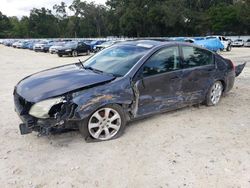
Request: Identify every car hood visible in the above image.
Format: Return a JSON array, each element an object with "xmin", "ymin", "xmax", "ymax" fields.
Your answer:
[{"xmin": 16, "ymin": 63, "xmax": 115, "ymax": 102}]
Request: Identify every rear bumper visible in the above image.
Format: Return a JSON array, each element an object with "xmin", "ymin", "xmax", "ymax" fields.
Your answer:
[{"xmin": 232, "ymin": 44, "xmax": 244, "ymax": 47}]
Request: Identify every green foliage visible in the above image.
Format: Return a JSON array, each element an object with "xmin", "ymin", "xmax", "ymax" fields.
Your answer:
[
  {"xmin": 0, "ymin": 0, "xmax": 249, "ymax": 38},
  {"xmin": 0, "ymin": 12, "xmax": 12, "ymax": 38}
]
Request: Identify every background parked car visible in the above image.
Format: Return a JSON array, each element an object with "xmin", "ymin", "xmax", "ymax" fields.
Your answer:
[
  {"xmin": 49, "ymin": 42, "xmax": 65, "ymax": 54},
  {"xmin": 16, "ymin": 41, "xmax": 24, "ymax": 48},
  {"xmin": 12, "ymin": 41, "xmax": 21, "ymax": 48},
  {"xmin": 33, "ymin": 41, "xmax": 48, "ymax": 52},
  {"xmin": 94, "ymin": 40, "xmax": 118, "ymax": 52},
  {"xmin": 57, "ymin": 41, "xmax": 91, "ymax": 57},
  {"xmin": 41, "ymin": 41, "xmax": 55, "ymax": 52},
  {"xmin": 88, "ymin": 40, "xmax": 106, "ymax": 51},
  {"xmin": 206, "ymin": 36, "xmax": 231, "ymax": 51},
  {"xmin": 244, "ymin": 39, "xmax": 250, "ymax": 47},
  {"xmin": 232, "ymin": 39, "xmax": 244, "ymax": 47},
  {"xmin": 194, "ymin": 38, "xmax": 224, "ymax": 52}
]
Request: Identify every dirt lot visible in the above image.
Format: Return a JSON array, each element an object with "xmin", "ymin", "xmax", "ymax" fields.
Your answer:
[{"xmin": 0, "ymin": 46, "xmax": 249, "ymax": 188}]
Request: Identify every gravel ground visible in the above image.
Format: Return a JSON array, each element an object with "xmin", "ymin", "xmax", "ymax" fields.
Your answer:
[{"xmin": 0, "ymin": 46, "xmax": 249, "ymax": 188}]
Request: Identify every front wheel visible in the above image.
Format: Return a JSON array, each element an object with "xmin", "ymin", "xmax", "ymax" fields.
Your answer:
[
  {"xmin": 226, "ymin": 45, "xmax": 232, "ymax": 51},
  {"xmin": 72, "ymin": 50, "xmax": 78, "ymax": 57},
  {"xmin": 205, "ymin": 81, "xmax": 223, "ymax": 106},
  {"xmin": 79, "ymin": 104, "xmax": 127, "ymax": 142}
]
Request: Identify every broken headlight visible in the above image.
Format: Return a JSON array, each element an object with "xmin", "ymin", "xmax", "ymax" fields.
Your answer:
[{"xmin": 29, "ymin": 97, "xmax": 65, "ymax": 119}]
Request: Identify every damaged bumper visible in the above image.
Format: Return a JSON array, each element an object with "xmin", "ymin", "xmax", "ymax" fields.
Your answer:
[
  {"xmin": 14, "ymin": 91, "xmax": 79, "ymax": 136},
  {"xmin": 17, "ymin": 112, "xmax": 65, "ymax": 135}
]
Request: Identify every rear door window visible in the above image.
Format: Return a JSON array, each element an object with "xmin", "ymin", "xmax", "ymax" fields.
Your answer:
[{"xmin": 181, "ymin": 46, "xmax": 213, "ymax": 68}]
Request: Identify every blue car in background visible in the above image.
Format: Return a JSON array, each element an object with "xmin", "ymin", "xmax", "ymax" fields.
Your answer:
[
  {"xmin": 171, "ymin": 37, "xmax": 225, "ymax": 52},
  {"xmin": 88, "ymin": 40, "xmax": 106, "ymax": 51},
  {"xmin": 194, "ymin": 38, "xmax": 224, "ymax": 52},
  {"xmin": 27, "ymin": 41, "xmax": 36, "ymax": 50},
  {"xmin": 20, "ymin": 41, "xmax": 33, "ymax": 49}
]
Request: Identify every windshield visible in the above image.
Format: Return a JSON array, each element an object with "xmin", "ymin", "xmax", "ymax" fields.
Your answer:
[
  {"xmin": 64, "ymin": 41, "xmax": 77, "ymax": 48},
  {"xmin": 83, "ymin": 45, "xmax": 149, "ymax": 76}
]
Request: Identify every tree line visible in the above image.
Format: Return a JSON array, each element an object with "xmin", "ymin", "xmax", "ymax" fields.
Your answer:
[{"xmin": 0, "ymin": 0, "xmax": 249, "ymax": 38}]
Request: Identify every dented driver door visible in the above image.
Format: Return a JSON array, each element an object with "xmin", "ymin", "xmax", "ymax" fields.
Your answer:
[{"xmin": 134, "ymin": 46, "xmax": 184, "ymax": 117}]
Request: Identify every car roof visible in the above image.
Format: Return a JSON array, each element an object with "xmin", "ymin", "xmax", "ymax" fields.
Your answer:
[
  {"xmin": 115, "ymin": 39, "xmax": 205, "ymax": 50},
  {"xmin": 115, "ymin": 40, "xmax": 173, "ymax": 49}
]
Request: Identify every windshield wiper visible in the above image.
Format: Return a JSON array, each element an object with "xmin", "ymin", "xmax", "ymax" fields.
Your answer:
[
  {"xmin": 83, "ymin": 66, "xmax": 120, "ymax": 77},
  {"xmin": 84, "ymin": 66, "xmax": 104, "ymax": 74}
]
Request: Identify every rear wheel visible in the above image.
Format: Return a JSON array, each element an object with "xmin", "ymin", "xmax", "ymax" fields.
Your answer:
[
  {"xmin": 79, "ymin": 104, "xmax": 127, "ymax": 141},
  {"xmin": 58, "ymin": 54, "xmax": 62, "ymax": 57},
  {"xmin": 205, "ymin": 81, "xmax": 223, "ymax": 106}
]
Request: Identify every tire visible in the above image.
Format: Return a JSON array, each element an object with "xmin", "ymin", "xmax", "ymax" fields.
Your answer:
[
  {"xmin": 226, "ymin": 45, "xmax": 231, "ymax": 51},
  {"xmin": 72, "ymin": 50, "xmax": 78, "ymax": 57},
  {"xmin": 205, "ymin": 81, "xmax": 223, "ymax": 106},
  {"xmin": 58, "ymin": 54, "xmax": 62, "ymax": 57},
  {"xmin": 79, "ymin": 104, "xmax": 127, "ymax": 142}
]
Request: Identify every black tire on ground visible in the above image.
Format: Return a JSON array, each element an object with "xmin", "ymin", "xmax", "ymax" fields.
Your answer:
[
  {"xmin": 72, "ymin": 50, "xmax": 78, "ymax": 57},
  {"xmin": 205, "ymin": 81, "xmax": 223, "ymax": 106},
  {"xmin": 226, "ymin": 45, "xmax": 232, "ymax": 51},
  {"xmin": 79, "ymin": 104, "xmax": 127, "ymax": 142},
  {"xmin": 58, "ymin": 54, "xmax": 62, "ymax": 57}
]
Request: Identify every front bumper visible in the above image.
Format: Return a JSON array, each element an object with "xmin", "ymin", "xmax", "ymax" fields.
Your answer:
[
  {"xmin": 14, "ymin": 91, "xmax": 79, "ymax": 135},
  {"xmin": 34, "ymin": 48, "xmax": 44, "ymax": 52},
  {"xmin": 57, "ymin": 50, "xmax": 72, "ymax": 56},
  {"xmin": 17, "ymin": 113, "xmax": 60, "ymax": 135}
]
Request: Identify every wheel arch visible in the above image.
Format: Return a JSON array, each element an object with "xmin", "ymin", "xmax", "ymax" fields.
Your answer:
[
  {"xmin": 216, "ymin": 79, "xmax": 226, "ymax": 92},
  {"xmin": 75, "ymin": 97, "xmax": 132, "ymax": 121}
]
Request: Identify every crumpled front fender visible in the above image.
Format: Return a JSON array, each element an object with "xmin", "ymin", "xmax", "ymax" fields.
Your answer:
[{"xmin": 71, "ymin": 78, "xmax": 134, "ymax": 120}]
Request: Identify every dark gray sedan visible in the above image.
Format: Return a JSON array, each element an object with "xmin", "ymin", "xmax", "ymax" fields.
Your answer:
[{"xmin": 14, "ymin": 40, "xmax": 245, "ymax": 142}]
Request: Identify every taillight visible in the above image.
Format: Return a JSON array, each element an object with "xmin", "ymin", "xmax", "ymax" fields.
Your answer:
[
  {"xmin": 230, "ymin": 60, "xmax": 235, "ymax": 71},
  {"xmin": 226, "ymin": 59, "xmax": 235, "ymax": 71}
]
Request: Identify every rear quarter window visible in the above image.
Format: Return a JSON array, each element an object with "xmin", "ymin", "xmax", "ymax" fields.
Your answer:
[{"xmin": 182, "ymin": 46, "xmax": 214, "ymax": 68}]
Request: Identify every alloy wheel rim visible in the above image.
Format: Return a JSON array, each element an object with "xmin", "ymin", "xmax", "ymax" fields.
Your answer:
[
  {"xmin": 88, "ymin": 108, "xmax": 121, "ymax": 140},
  {"xmin": 210, "ymin": 82, "xmax": 223, "ymax": 105}
]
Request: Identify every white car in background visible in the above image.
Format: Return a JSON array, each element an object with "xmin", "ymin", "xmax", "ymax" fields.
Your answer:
[
  {"xmin": 244, "ymin": 39, "xmax": 250, "ymax": 47},
  {"xmin": 12, "ymin": 41, "xmax": 21, "ymax": 48},
  {"xmin": 232, "ymin": 39, "xmax": 244, "ymax": 47},
  {"xmin": 206, "ymin": 35, "xmax": 231, "ymax": 51},
  {"xmin": 49, "ymin": 42, "xmax": 65, "ymax": 54}
]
